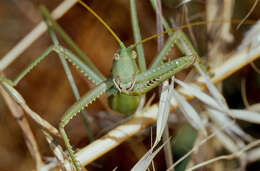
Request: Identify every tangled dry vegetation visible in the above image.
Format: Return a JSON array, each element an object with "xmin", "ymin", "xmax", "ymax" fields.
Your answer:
[{"xmin": 0, "ymin": 0, "xmax": 260, "ymax": 171}]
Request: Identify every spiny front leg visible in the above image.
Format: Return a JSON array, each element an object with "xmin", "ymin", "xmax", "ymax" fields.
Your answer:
[
  {"xmin": 125, "ymin": 55, "xmax": 197, "ymax": 95},
  {"xmin": 59, "ymin": 80, "xmax": 113, "ymax": 171}
]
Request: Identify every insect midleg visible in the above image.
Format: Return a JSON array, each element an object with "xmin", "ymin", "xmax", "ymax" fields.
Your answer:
[
  {"xmin": 0, "ymin": 7, "xmax": 107, "ymax": 91},
  {"xmin": 0, "ymin": 40, "xmax": 110, "ymax": 148},
  {"xmin": 41, "ymin": 2, "xmax": 124, "ymax": 170},
  {"xmin": 0, "ymin": 12, "xmax": 113, "ymax": 165},
  {"xmin": 150, "ymin": 0, "xmax": 210, "ymax": 75},
  {"xmin": 59, "ymin": 79, "xmax": 113, "ymax": 171},
  {"xmin": 40, "ymin": 6, "xmax": 106, "ymax": 82},
  {"xmin": 41, "ymin": 5, "xmax": 120, "ymax": 126},
  {"xmin": 0, "ymin": 45, "xmax": 102, "ymax": 89},
  {"xmin": 42, "ymin": 11, "xmax": 97, "ymax": 142},
  {"xmin": 0, "ymin": 45, "xmax": 54, "ymax": 86}
]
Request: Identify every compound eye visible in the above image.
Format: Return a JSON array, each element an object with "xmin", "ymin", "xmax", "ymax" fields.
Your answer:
[
  {"xmin": 132, "ymin": 50, "xmax": 137, "ymax": 59},
  {"xmin": 114, "ymin": 53, "xmax": 120, "ymax": 61}
]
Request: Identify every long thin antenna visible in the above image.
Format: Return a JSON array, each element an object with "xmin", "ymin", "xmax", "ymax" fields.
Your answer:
[
  {"xmin": 129, "ymin": 19, "xmax": 256, "ymax": 49},
  {"xmin": 77, "ymin": 0, "xmax": 125, "ymax": 48}
]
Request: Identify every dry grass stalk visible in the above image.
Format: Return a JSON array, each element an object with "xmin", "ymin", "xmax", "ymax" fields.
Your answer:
[
  {"xmin": 154, "ymin": 0, "xmax": 174, "ymax": 169},
  {"xmin": 187, "ymin": 139, "xmax": 260, "ymax": 171},
  {"xmin": 0, "ymin": 74, "xmax": 44, "ymax": 170},
  {"xmin": 0, "ymin": 0, "xmax": 77, "ymax": 71}
]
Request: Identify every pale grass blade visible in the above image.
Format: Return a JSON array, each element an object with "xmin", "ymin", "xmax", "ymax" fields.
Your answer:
[
  {"xmin": 230, "ymin": 109, "xmax": 260, "ymax": 124},
  {"xmin": 210, "ymin": 125, "xmax": 239, "ymax": 153},
  {"xmin": 247, "ymin": 147, "xmax": 260, "ymax": 163},
  {"xmin": 207, "ymin": 108, "xmax": 252, "ymax": 142},
  {"xmin": 195, "ymin": 63, "xmax": 230, "ymax": 113},
  {"xmin": 0, "ymin": 82, "xmax": 60, "ymax": 137},
  {"xmin": 238, "ymin": 20, "xmax": 260, "ymax": 52},
  {"xmin": 131, "ymin": 139, "xmax": 170, "ymax": 171},
  {"xmin": 155, "ymin": 77, "xmax": 174, "ymax": 145},
  {"xmin": 248, "ymin": 103, "xmax": 260, "ymax": 112},
  {"xmin": 172, "ymin": 89, "xmax": 207, "ymax": 135},
  {"xmin": 175, "ymin": 79, "xmax": 221, "ymax": 110}
]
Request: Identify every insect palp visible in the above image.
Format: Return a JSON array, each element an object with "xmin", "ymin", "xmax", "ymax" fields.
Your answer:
[
  {"xmin": 114, "ymin": 53, "xmax": 120, "ymax": 61},
  {"xmin": 132, "ymin": 50, "xmax": 137, "ymax": 59},
  {"xmin": 113, "ymin": 78, "xmax": 121, "ymax": 92},
  {"xmin": 129, "ymin": 79, "xmax": 136, "ymax": 90},
  {"xmin": 126, "ymin": 78, "xmax": 136, "ymax": 91}
]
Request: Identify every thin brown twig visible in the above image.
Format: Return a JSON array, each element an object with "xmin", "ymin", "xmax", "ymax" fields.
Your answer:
[
  {"xmin": 0, "ymin": 79, "xmax": 72, "ymax": 170},
  {"xmin": 154, "ymin": 0, "xmax": 174, "ymax": 169},
  {"xmin": 206, "ymin": 0, "xmax": 234, "ymax": 72},
  {"xmin": 167, "ymin": 133, "xmax": 216, "ymax": 171},
  {"xmin": 182, "ymin": 4, "xmax": 198, "ymax": 50},
  {"xmin": 250, "ymin": 62, "xmax": 260, "ymax": 74},
  {"xmin": 12, "ymin": 0, "xmax": 41, "ymax": 24},
  {"xmin": 0, "ymin": 76, "xmax": 44, "ymax": 170},
  {"xmin": 0, "ymin": 81, "xmax": 60, "ymax": 137},
  {"xmin": 187, "ymin": 139, "xmax": 260, "ymax": 171},
  {"xmin": 42, "ymin": 130, "xmax": 72, "ymax": 171},
  {"xmin": 241, "ymin": 78, "xmax": 250, "ymax": 108},
  {"xmin": 0, "ymin": 0, "xmax": 77, "ymax": 71},
  {"xmin": 236, "ymin": 0, "xmax": 259, "ymax": 30}
]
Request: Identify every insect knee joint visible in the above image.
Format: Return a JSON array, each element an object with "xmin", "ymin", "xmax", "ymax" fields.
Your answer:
[
  {"xmin": 59, "ymin": 121, "xmax": 66, "ymax": 129},
  {"xmin": 53, "ymin": 45, "xmax": 66, "ymax": 54}
]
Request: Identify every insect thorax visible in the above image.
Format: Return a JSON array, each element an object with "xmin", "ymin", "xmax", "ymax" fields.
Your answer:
[{"xmin": 111, "ymin": 48, "xmax": 138, "ymax": 93}]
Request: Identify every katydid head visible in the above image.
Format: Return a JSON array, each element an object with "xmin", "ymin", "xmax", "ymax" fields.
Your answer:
[{"xmin": 111, "ymin": 48, "xmax": 138, "ymax": 93}]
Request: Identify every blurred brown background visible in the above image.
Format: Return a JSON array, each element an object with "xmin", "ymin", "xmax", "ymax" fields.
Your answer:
[{"xmin": 0, "ymin": 0, "xmax": 259, "ymax": 171}]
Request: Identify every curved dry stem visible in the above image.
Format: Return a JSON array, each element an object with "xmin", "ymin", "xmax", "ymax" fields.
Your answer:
[
  {"xmin": 236, "ymin": 0, "xmax": 259, "ymax": 29},
  {"xmin": 187, "ymin": 139, "xmax": 260, "ymax": 171},
  {"xmin": 250, "ymin": 61, "xmax": 260, "ymax": 74},
  {"xmin": 0, "ymin": 79, "xmax": 44, "ymax": 170},
  {"xmin": 0, "ymin": 0, "xmax": 77, "ymax": 71},
  {"xmin": 241, "ymin": 78, "xmax": 250, "ymax": 108}
]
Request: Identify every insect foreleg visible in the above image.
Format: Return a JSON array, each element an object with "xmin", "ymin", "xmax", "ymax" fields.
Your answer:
[
  {"xmin": 58, "ymin": 79, "xmax": 113, "ymax": 171},
  {"xmin": 128, "ymin": 55, "xmax": 196, "ymax": 95},
  {"xmin": 44, "ymin": 17, "xmax": 95, "ymax": 141},
  {"xmin": 136, "ymin": 56, "xmax": 195, "ymax": 83}
]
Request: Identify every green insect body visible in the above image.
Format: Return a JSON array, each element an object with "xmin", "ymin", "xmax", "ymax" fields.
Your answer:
[
  {"xmin": 108, "ymin": 46, "xmax": 195, "ymax": 114},
  {"xmin": 57, "ymin": 31, "xmax": 195, "ymax": 170},
  {"xmin": 109, "ymin": 47, "xmax": 141, "ymax": 115}
]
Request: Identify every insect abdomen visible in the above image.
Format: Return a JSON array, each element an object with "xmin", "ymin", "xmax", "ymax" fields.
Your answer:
[{"xmin": 108, "ymin": 94, "xmax": 140, "ymax": 115}]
